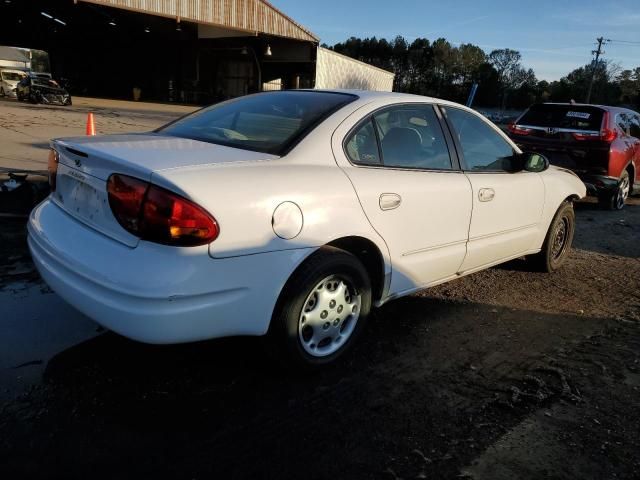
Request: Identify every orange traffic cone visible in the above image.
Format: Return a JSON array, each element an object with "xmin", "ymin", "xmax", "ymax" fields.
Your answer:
[{"xmin": 86, "ymin": 112, "xmax": 96, "ymax": 136}]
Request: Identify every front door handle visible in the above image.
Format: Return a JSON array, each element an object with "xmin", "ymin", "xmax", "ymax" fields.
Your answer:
[
  {"xmin": 478, "ymin": 188, "xmax": 495, "ymax": 202},
  {"xmin": 379, "ymin": 193, "xmax": 402, "ymax": 211}
]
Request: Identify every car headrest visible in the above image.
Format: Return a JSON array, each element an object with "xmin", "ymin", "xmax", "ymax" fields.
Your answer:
[{"xmin": 381, "ymin": 127, "xmax": 423, "ymax": 164}]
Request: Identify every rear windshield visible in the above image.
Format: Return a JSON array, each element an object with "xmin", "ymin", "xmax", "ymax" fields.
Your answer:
[
  {"xmin": 158, "ymin": 91, "xmax": 357, "ymax": 155},
  {"xmin": 518, "ymin": 104, "xmax": 604, "ymax": 131}
]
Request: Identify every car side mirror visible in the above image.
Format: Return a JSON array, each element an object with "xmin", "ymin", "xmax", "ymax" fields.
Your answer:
[{"xmin": 522, "ymin": 152, "xmax": 549, "ymax": 172}]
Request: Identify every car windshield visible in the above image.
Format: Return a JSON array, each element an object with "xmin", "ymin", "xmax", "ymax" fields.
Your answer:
[
  {"xmin": 2, "ymin": 72, "xmax": 24, "ymax": 81},
  {"xmin": 31, "ymin": 77, "xmax": 55, "ymax": 87},
  {"xmin": 158, "ymin": 91, "xmax": 357, "ymax": 155},
  {"xmin": 518, "ymin": 104, "xmax": 605, "ymax": 131}
]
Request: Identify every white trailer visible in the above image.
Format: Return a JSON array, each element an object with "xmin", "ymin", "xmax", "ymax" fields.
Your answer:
[
  {"xmin": 0, "ymin": 46, "xmax": 51, "ymax": 77},
  {"xmin": 315, "ymin": 47, "xmax": 394, "ymax": 92}
]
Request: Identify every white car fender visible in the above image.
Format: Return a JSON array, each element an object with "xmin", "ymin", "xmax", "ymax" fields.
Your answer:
[{"xmin": 536, "ymin": 166, "xmax": 586, "ymax": 247}]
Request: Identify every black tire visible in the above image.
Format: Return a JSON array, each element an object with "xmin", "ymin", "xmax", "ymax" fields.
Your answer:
[
  {"xmin": 0, "ymin": 87, "xmax": 4, "ymax": 97},
  {"xmin": 268, "ymin": 246, "xmax": 372, "ymax": 370},
  {"xmin": 598, "ymin": 170, "xmax": 630, "ymax": 210},
  {"xmin": 29, "ymin": 93, "xmax": 38, "ymax": 104},
  {"xmin": 528, "ymin": 201, "xmax": 575, "ymax": 273}
]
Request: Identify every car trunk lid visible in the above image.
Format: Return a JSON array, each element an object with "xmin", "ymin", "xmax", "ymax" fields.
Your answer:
[{"xmin": 51, "ymin": 134, "xmax": 277, "ymax": 247}]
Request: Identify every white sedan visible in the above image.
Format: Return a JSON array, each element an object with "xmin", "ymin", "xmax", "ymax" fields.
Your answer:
[{"xmin": 28, "ymin": 90, "xmax": 585, "ymax": 368}]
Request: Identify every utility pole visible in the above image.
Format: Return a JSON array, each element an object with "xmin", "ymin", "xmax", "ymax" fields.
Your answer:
[{"xmin": 585, "ymin": 37, "xmax": 607, "ymax": 104}]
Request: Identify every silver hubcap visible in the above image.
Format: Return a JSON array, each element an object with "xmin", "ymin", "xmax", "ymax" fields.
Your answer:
[
  {"xmin": 616, "ymin": 175, "xmax": 630, "ymax": 209},
  {"xmin": 298, "ymin": 275, "xmax": 361, "ymax": 357}
]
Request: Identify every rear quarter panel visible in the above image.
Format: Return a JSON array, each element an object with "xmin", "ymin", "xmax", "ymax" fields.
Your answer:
[
  {"xmin": 150, "ymin": 159, "xmax": 391, "ymax": 268},
  {"xmin": 608, "ymin": 137, "xmax": 636, "ymax": 179}
]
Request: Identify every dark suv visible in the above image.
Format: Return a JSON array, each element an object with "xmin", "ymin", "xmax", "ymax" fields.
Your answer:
[{"xmin": 508, "ymin": 103, "xmax": 639, "ymax": 209}]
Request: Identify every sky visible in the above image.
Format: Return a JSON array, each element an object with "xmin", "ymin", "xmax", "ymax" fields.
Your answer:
[{"xmin": 271, "ymin": 0, "xmax": 640, "ymax": 81}]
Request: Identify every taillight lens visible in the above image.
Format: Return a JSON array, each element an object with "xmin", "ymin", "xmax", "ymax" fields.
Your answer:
[
  {"xmin": 47, "ymin": 149, "xmax": 59, "ymax": 191},
  {"xmin": 508, "ymin": 123, "xmax": 532, "ymax": 136},
  {"xmin": 107, "ymin": 174, "xmax": 148, "ymax": 232},
  {"xmin": 107, "ymin": 174, "xmax": 219, "ymax": 247},
  {"xmin": 572, "ymin": 111, "xmax": 617, "ymax": 142}
]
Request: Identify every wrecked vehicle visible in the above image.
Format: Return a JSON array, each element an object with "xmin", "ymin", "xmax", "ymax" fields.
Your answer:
[{"xmin": 16, "ymin": 74, "xmax": 71, "ymax": 106}]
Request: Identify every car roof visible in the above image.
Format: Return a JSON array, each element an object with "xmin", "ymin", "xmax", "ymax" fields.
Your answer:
[
  {"xmin": 304, "ymin": 89, "xmax": 474, "ymax": 111},
  {"xmin": 541, "ymin": 102, "xmax": 638, "ymax": 115}
]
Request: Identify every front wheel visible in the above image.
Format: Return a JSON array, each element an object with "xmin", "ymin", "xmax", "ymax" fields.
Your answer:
[
  {"xmin": 268, "ymin": 246, "xmax": 372, "ymax": 370},
  {"xmin": 528, "ymin": 201, "xmax": 575, "ymax": 273}
]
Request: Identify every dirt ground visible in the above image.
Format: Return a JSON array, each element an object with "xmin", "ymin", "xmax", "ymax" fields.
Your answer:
[
  {"xmin": 0, "ymin": 96, "xmax": 194, "ymax": 173},
  {"xmin": 0, "ymin": 195, "xmax": 639, "ymax": 479}
]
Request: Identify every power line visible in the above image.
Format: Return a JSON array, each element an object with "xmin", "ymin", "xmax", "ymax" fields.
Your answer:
[{"xmin": 608, "ymin": 39, "xmax": 640, "ymax": 46}]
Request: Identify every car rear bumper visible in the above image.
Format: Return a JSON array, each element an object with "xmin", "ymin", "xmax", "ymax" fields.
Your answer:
[
  {"xmin": 28, "ymin": 198, "xmax": 312, "ymax": 344},
  {"xmin": 578, "ymin": 174, "xmax": 619, "ymax": 196}
]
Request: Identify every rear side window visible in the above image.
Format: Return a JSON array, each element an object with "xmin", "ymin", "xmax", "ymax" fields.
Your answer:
[
  {"xmin": 373, "ymin": 105, "xmax": 452, "ymax": 170},
  {"xmin": 345, "ymin": 104, "xmax": 453, "ymax": 170},
  {"xmin": 518, "ymin": 104, "xmax": 604, "ymax": 131},
  {"xmin": 616, "ymin": 113, "xmax": 629, "ymax": 135},
  {"xmin": 159, "ymin": 91, "xmax": 357, "ymax": 155},
  {"xmin": 345, "ymin": 119, "xmax": 381, "ymax": 165}
]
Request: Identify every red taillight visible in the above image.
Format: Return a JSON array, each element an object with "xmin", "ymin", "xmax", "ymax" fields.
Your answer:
[
  {"xmin": 572, "ymin": 111, "xmax": 617, "ymax": 142},
  {"xmin": 600, "ymin": 128, "xmax": 617, "ymax": 142},
  {"xmin": 47, "ymin": 149, "xmax": 59, "ymax": 191},
  {"xmin": 107, "ymin": 174, "xmax": 148, "ymax": 232},
  {"xmin": 107, "ymin": 174, "xmax": 219, "ymax": 247},
  {"xmin": 508, "ymin": 123, "xmax": 532, "ymax": 136}
]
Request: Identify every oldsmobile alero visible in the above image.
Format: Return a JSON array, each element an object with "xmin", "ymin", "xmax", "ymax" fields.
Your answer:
[{"xmin": 28, "ymin": 90, "xmax": 586, "ymax": 368}]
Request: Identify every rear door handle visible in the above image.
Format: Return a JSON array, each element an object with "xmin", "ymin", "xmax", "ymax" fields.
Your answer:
[
  {"xmin": 379, "ymin": 193, "xmax": 402, "ymax": 210},
  {"xmin": 478, "ymin": 188, "xmax": 495, "ymax": 202}
]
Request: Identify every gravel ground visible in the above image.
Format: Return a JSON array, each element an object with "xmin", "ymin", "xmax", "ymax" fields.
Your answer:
[
  {"xmin": 0, "ymin": 197, "xmax": 638, "ymax": 480},
  {"xmin": 0, "ymin": 96, "xmax": 194, "ymax": 172},
  {"xmin": 1, "ymin": 97, "xmax": 639, "ymax": 479}
]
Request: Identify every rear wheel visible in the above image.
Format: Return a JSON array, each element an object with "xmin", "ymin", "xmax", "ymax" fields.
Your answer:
[
  {"xmin": 528, "ymin": 201, "xmax": 575, "ymax": 273},
  {"xmin": 599, "ymin": 170, "xmax": 630, "ymax": 210},
  {"xmin": 0, "ymin": 87, "xmax": 5, "ymax": 97},
  {"xmin": 268, "ymin": 246, "xmax": 372, "ymax": 370}
]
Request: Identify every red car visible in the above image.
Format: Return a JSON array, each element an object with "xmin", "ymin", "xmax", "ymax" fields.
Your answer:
[{"xmin": 508, "ymin": 103, "xmax": 640, "ymax": 209}]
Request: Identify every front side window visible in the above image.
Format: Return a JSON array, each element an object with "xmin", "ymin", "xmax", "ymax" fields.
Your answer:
[
  {"xmin": 159, "ymin": 91, "xmax": 357, "ymax": 155},
  {"xmin": 443, "ymin": 107, "xmax": 516, "ymax": 172}
]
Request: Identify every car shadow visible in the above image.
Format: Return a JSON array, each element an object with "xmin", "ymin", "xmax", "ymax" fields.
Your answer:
[{"xmin": 29, "ymin": 295, "xmax": 614, "ymax": 479}]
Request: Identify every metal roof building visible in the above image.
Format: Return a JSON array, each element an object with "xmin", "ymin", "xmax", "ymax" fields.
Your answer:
[
  {"xmin": 78, "ymin": 0, "xmax": 320, "ymax": 42},
  {"xmin": 0, "ymin": 0, "xmax": 393, "ymax": 103}
]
